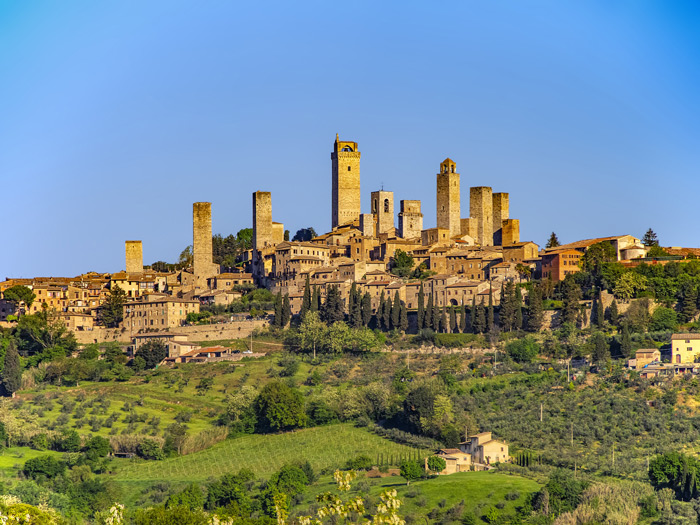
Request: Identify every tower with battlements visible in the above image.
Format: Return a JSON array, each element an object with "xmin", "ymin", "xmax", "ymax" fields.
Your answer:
[
  {"xmin": 331, "ymin": 134, "xmax": 361, "ymax": 229},
  {"xmin": 125, "ymin": 241, "xmax": 143, "ymax": 274}
]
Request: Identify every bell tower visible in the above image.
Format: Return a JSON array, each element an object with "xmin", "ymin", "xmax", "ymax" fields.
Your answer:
[{"xmin": 331, "ymin": 134, "xmax": 361, "ymax": 229}]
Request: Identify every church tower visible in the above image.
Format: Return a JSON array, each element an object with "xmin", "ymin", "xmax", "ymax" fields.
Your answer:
[
  {"xmin": 436, "ymin": 158, "xmax": 461, "ymax": 237},
  {"xmin": 331, "ymin": 134, "xmax": 361, "ymax": 229}
]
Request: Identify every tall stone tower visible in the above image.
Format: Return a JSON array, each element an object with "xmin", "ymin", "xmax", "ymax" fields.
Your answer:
[
  {"xmin": 436, "ymin": 158, "xmax": 461, "ymax": 237},
  {"xmin": 331, "ymin": 134, "xmax": 361, "ymax": 229},
  {"xmin": 193, "ymin": 202, "xmax": 218, "ymax": 287},
  {"xmin": 398, "ymin": 200, "xmax": 423, "ymax": 239},
  {"xmin": 470, "ymin": 187, "xmax": 493, "ymax": 246},
  {"xmin": 125, "ymin": 241, "xmax": 143, "ymax": 274},
  {"xmin": 252, "ymin": 191, "xmax": 273, "ymax": 249},
  {"xmin": 492, "ymin": 192, "xmax": 509, "ymax": 245},
  {"xmin": 371, "ymin": 190, "xmax": 394, "ymax": 237}
]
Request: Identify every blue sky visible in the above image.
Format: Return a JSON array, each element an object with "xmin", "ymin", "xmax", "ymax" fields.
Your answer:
[{"xmin": 1, "ymin": 1, "xmax": 699, "ymax": 277}]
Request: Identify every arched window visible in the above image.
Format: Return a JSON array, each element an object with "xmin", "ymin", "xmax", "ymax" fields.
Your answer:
[
  {"xmin": 451, "ymin": 165, "xmax": 455, "ymax": 173},
  {"xmin": 384, "ymin": 199, "xmax": 389, "ymax": 213},
  {"xmin": 342, "ymin": 146, "xmax": 353, "ymax": 152},
  {"xmin": 372, "ymin": 200, "xmax": 377, "ymax": 213},
  {"xmin": 347, "ymin": 166, "xmax": 351, "ymax": 171}
]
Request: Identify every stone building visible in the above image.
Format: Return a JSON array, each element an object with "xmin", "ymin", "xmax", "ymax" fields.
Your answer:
[
  {"xmin": 436, "ymin": 158, "xmax": 461, "ymax": 237},
  {"xmin": 331, "ymin": 134, "xmax": 361, "ymax": 229},
  {"xmin": 398, "ymin": 200, "xmax": 423, "ymax": 239},
  {"xmin": 125, "ymin": 241, "xmax": 143, "ymax": 274},
  {"xmin": 193, "ymin": 202, "xmax": 219, "ymax": 288},
  {"xmin": 470, "ymin": 187, "xmax": 493, "ymax": 247},
  {"xmin": 370, "ymin": 190, "xmax": 394, "ymax": 237},
  {"xmin": 122, "ymin": 296, "xmax": 199, "ymax": 331},
  {"xmin": 501, "ymin": 219, "xmax": 520, "ymax": 246}
]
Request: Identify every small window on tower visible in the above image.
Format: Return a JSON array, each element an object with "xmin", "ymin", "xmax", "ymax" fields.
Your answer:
[{"xmin": 348, "ymin": 166, "xmax": 351, "ymax": 171}]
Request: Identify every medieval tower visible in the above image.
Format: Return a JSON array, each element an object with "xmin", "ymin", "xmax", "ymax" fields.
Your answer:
[
  {"xmin": 193, "ymin": 202, "xmax": 218, "ymax": 287},
  {"xmin": 398, "ymin": 200, "xmax": 423, "ymax": 239},
  {"xmin": 125, "ymin": 241, "xmax": 143, "ymax": 274},
  {"xmin": 436, "ymin": 158, "xmax": 461, "ymax": 237},
  {"xmin": 371, "ymin": 190, "xmax": 394, "ymax": 237},
  {"xmin": 252, "ymin": 191, "xmax": 273, "ymax": 249},
  {"xmin": 492, "ymin": 192, "xmax": 509, "ymax": 245},
  {"xmin": 331, "ymin": 134, "xmax": 361, "ymax": 229},
  {"xmin": 470, "ymin": 187, "xmax": 493, "ymax": 246}
]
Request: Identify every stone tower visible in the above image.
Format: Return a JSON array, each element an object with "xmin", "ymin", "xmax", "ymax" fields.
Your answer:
[
  {"xmin": 398, "ymin": 200, "xmax": 423, "ymax": 239},
  {"xmin": 331, "ymin": 134, "xmax": 361, "ymax": 229},
  {"xmin": 252, "ymin": 191, "xmax": 273, "ymax": 249},
  {"xmin": 436, "ymin": 158, "xmax": 461, "ymax": 237},
  {"xmin": 193, "ymin": 202, "xmax": 218, "ymax": 287},
  {"xmin": 470, "ymin": 187, "xmax": 493, "ymax": 246},
  {"xmin": 492, "ymin": 193, "xmax": 509, "ymax": 245},
  {"xmin": 371, "ymin": 190, "xmax": 394, "ymax": 237},
  {"xmin": 501, "ymin": 219, "xmax": 520, "ymax": 246},
  {"xmin": 125, "ymin": 241, "xmax": 143, "ymax": 274}
]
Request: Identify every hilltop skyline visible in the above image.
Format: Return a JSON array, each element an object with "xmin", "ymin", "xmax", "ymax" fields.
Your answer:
[{"xmin": 1, "ymin": 2, "xmax": 699, "ymax": 277}]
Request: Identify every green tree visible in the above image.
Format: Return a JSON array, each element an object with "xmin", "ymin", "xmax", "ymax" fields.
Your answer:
[
  {"xmin": 427, "ymin": 456, "xmax": 446, "ymax": 474},
  {"xmin": 166, "ymin": 483, "xmax": 204, "ymax": 511},
  {"xmin": 300, "ymin": 275, "xmax": 311, "ymax": 319},
  {"xmin": 1, "ymin": 341, "xmax": 21, "ymax": 396},
  {"xmin": 417, "ymin": 284, "xmax": 425, "ymax": 330},
  {"xmin": 399, "ymin": 460, "xmax": 423, "ymax": 485},
  {"xmin": 515, "ymin": 286, "xmax": 523, "ymax": 330},
  {"xmin": 487, "ymin": 288, "xmax": 494, "ymax": 332},
  {"xmin": 607, "ymin": 299, "xmax": 619, "ymax": 325},
  {"xmin": 391, "ymin": 291, "xmax": 401, "ymax": 329},
  {"xmin": 642, "ymin": 228, "xmax": 659, "ymax": 247},
  {"xmin": 562, "ymin": 278, "xmax": 582, "ymax": 325},
  {"xmin": 292, "ymin": 227, "xmax": 317, "ymax": 242},
  {"xmin": 613, "ymin": 272, "xmax": 648, "ymax": 302},
  {"xmin": 439, "ymin": 307, "xmax": 447, "ymax": 333},
  {"xmin": 282, "ymin": 293, "xmax": 291, "ymax": 327},
  {"xmin": 473, "ymin": 297, "xmax": 487, "ymax": 334},
  {"xmin": 580, "ymin": 242, "xmax": 617, "ymax": 274},
  {"xmin": 593, "ymin": 290, "xmax": 605, "ymax": 327},
  {"xmin": 312, "ymin": 286, "xmax": 321, "ymax": 312},
  {"xmin": 459, "ymin": 304, "xmax": 467, "ymax": 333},
  {"xmin": 284, "ymin": 229, "xmax": 290, "ymax": 241},
  {"xmin": 650, "ymin": 306, "xmax": 678, "ymax": 331},
  {"xmin": 390, "ymin": 250, "xmax": 414, "ymax": 278},
  {"xmin": 134, "ymin": 339, "xmax": 168, "ymax": 369},
  {"xmin": 425, "ymin": 294, "xmax": 433, "ymax": 331},
  {"xmin": 506, "ymin": 336, "xmax": 539, "ymax": 363},
  {"xmin": 178, "ymin": 245, "xmax": 193, "ymax": 268},
  {"xmin": 298, "ymin": 311, "xmax": 326, "ymax": 359},
  {"xmin": 499, "ymin": 281, "xmax": 518, "ymax": 331},
  {"xmin": 620, "ymin": 322, "xmax": 632, "ymax": 358},
  {"xmin": 361, "ymin": 292, "xmax": 372, "ymax": 327},
  {"xmin": 449, "ymin": 307, "xmax": 457, "ymax": 333},
  {"xmin": 2, "ymin": 285, "xmax": 35, "ymax": 310},
  {"xmin": 527, "ymin": 284, "xmax": 544, "ymax": 332},
  {"xmin": 677, "ymin": 280, "xmax": 698, "ymax": 323},
  {"xmin": 98, "ymin": 285, "xmax": 127, "ymax": 328},
  {"xmin": 273, "ymin": 291, "xmax": 283, "ymax": 328},
  {"xmin": 591, "ymin": 332, "xmax": 609, "ymax": 364},
  {"xmin": 322, "ymin": 285, "xmax": 344, "ymax": 325},
  {"xmin": 255, "ymin": 381, "xmax": 306, "ymax": 432},
  {"xmin": 399, "ymin": 302, "xmax": 408, "ymax": 332},
  {"xmin": 546, "ymin": 232, "xmax": 560, "ymax": 249}
]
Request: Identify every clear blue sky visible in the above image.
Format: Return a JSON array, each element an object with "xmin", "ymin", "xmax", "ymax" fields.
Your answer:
[{"xmin": 1, "ymin": 1, "xmax": 699, "ymax": 278}]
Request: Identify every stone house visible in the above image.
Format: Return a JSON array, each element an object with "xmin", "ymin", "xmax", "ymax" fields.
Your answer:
[{"xmin": 671, "ymin": 334, "xmax": 700, "ymax": 364}]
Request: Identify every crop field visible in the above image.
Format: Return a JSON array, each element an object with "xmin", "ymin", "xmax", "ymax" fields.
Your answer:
[{"xmin": 110, "ymin": 423, "xmax": 431, "ymax": 484}]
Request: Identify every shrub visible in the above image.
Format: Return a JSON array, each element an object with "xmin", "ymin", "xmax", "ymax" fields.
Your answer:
[
  {"xmin": 506, "ymin": 336, "xmax": 540, "ymax": 363},
  {"xmin": 137, "ymin": 439, "xmax": 165, "ymax": 460},
  {"xmin": 23, "ymin": 455, "xmax": 66, "ymax": 479},
  {"xmin": 344, "ymin": 455, "xmax": 373, "ymax": 471}
]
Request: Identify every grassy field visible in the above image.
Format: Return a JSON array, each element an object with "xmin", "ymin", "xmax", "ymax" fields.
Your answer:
[
  {"xmin": 293, "ymin": 470, "xmax": 540, "ymax": 522},
  {"xmin": 110, "ymin": 423, "xmax": 431, "ymax": 485}
]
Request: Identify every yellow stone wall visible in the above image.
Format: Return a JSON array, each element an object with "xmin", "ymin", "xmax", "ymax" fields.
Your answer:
[
  {"xmin": 253, "ymin": 191, "xmax": 273, "ymax": 249},
  {"xmin": 501, "ymin": 219, "xmax": 520, "ymax": 246}
]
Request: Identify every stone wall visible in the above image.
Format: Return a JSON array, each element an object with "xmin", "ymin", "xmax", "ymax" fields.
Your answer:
[
  {"xmin": 501, "ymin": 219, "xmax": 520, "ymax": 246},
  {"xmin": 72, "ymin": 318, "xmax": 270, "ymax": 345},
  {"xmin": 398, "ymin": 200, "xmax": 423, "ymax": 239},
  {"xmin": 470, "ymin": 186, "xmax": 493, "ymax": 246},
  {"xmin": 125, "ymin": 241, "xmax": 143, "ymax": 273}
]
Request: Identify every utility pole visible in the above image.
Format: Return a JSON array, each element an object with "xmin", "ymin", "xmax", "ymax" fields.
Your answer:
[
  {"xmin": 540, "ymin": 403, "xmax": 543, "ymax": 422},
  {"xmin": 570, "ymin": 421, "xmax": 574, "ymax": 446},
  {"xmin": 612, "ymin": 442, "xmax": 615, "ymax": 470},
  {"xmin": 567, "ymin": 359, "xmax": 570, "ymax": 382}
]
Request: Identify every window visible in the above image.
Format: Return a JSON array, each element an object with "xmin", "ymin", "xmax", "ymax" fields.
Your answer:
[{"xmin": 347, "ymin": 166, "xmax": 351, "ymax": 171}]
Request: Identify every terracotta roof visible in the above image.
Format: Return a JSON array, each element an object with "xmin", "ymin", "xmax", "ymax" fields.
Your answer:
[
  {"xmin": 546, "ymin": 235, "xmax": 635, "ymax": 253},
  {"xmin": 671, "ymin": 333, "xmax": 700, "ymax": 340}
]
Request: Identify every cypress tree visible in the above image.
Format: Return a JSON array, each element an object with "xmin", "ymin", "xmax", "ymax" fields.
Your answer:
[
  {"xmin": 378, "ymin": 291, "xmax": 386, "ymax": 330},
  {"xmin": 391, "ymin": 291, "xmax": 401, "ymax": 329},
  {"xmin": 417, "ymin": 283, "xmax": 425, "ymax": 330},
  {"xmin": 352, "ymin": 290, "xmax": 363, "ymax": 328},
  {"xmin": 608, "ymin": 299, "xmax": 619, "ymax": 326},
  {"xmin": 425, "ymin": 294, "xmax": 433, "ymax": 331},
  {"xmin": 432, "ymin": 298, "xmax": 440, "ymax": 332},
  {"xmin": 311, "ymin": 286, "xmax": 320, "ymax": 313},
  {"xmin": 527, "ymin": 284, "xmax": 544, "ymax": 332},
  {"xmin": 460, "ymin": 304, "xmax": 468, "ymax": 333},
  {"xmin": 439, "ymin": 307, "xmax": 447, "ymax": 333},
  {"xmin": 594, "ymin": 290, "xmax": 605, "ymax": 327},
  {"xmin": 2, "ymin": 341, "xmax": 21, "ymax": 396},
  {"xmin": 273, "ymin": 291, "xmax": 283, "ymax": 327},
  {"xmin": 487, "ymin": 288, "xmax": 494, "ymax": 332},
  {"xmin": 499, "ymin": 281, "xmax": 517, "ymax": 331},
  {"xmin": 620, "ymin": 322, "xmax": 632, "ymax": 358},
  {"xmin": 474, "ymin": 298, "xmax": 487, "ymax": 334},
  {"xmin": 282, "ymin": 293, "xmax": 291, "ymax": 327},
  {"xmin": 515, "ymin": 286, "xmax": 523, "ymax": 330},
  {"xmin": 400, "ymin": 302, "xmax": 408, "ymax": 332},
  {"xmin": 349, "ymin": 282, "xmax": 357, "ymax": 323},
  {"xmin": 449, "ymin": 307, "xmax": 457, "ymax": 333},
  {"xmin": 300, "ymin": 276, "xmax": 311, "ymax": 319},
  {"xmin": 361, "ymin": 292, "xmax": 372, "ymax": 326},
  {"xmin": 383, "ymin": 291, "xmax": 392, "ymax": 330}
]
